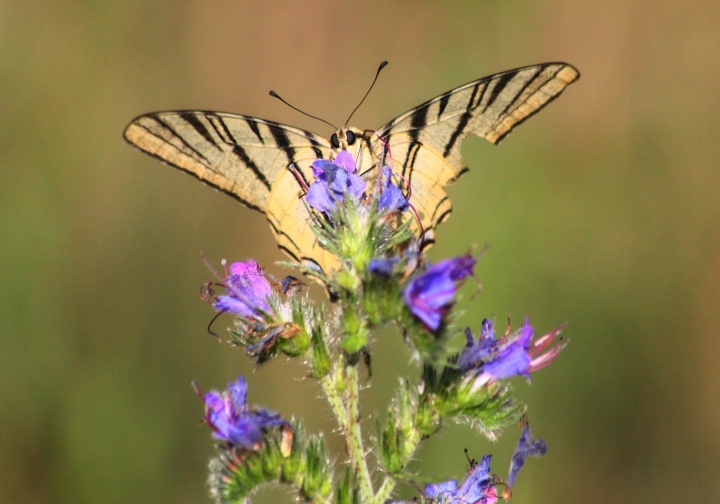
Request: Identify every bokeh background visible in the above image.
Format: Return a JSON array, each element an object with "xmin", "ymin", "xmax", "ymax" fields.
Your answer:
[{"xmin": 2, "ymin": 1, "xmax": 719, "ymax": 503}]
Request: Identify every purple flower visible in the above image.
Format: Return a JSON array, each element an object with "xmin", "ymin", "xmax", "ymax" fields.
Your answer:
[
  {"xmin": 214, "ymin": 260, "xmax": 273, "ymax": 319},
  {"xmin": 403, "ymin": 254, "xmax": 476, "ymax": 330},
  {"xmin": 195, "ymin": 375, "xmax": 288, "ymax": 450},
  {"xmin": 503, "ymin": 423, "xmax": 547, "ymax": 499},
  {"xmin": 368, "ymin": 256, "xmax": 399, "ymax": 276},
  {"xmin": 456, "ymin": 320, "xmax": 497, "ymax": 370},
  {"xmin": 305, "ymin": 150, "xmax": 366, "ymax": 213},
  {"xmin": 377, "ymin": 166, "xmax": 409, "ymax": 212},
  {"xmin": 464, "ymin": 318, "xmax": 566, "ymax": 388},
  {"xmin": 424, "ymin": 455, "xmax": 498, "ymax": 504}
]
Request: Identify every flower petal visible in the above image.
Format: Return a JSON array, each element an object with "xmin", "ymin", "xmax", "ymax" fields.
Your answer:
[
  {"xmin": 306, "ymin": 180, "xmax": 336, "ymax": 213},
  {"xmin": 334, "ymin": 149, "xmax": 356, "ymax": 173},
  {"xmin": 506, "ymin": 424, "xmax": 547, "ymax": 491}
]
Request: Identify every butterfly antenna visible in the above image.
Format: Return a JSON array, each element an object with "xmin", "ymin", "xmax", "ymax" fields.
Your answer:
[
  {"xmin": 345, "ymin": 60, "xmax": 388, "ymax": 127},
  {"xmin": 269, "ymin": 91, "xmax": 337, "ymax": 130}
]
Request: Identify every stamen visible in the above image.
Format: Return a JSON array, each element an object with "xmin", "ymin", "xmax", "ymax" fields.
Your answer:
[
  {"xmin": 528, "ymin": 346, "xmax": 565, "ymax": 372},
  {"xmin": 407, "ymin": 202, "xmax": 426, "ymax": 249},
  {"xmin": 200, "ymin": 251, "xmax": 222, "ymax": 281},
  {"xmin": 375, "ymin": 132, "xmax": 393, "ymax": 167},
  {"xmin": 288, "ymin": 164, "xmax": 309, "ymax": 193},
  {"xmin": 206, "ymin": 311, "xmax": 224, "ymax": 343},
  {"xmin": 529, "ymin": 325, "xmax": 566, "ymax": 356},
  {"xmin": 200, "ymin": 281, "xmax": 225, "ymax": 304},
  {"xmin": 191, "ymin": 380, "xmax": 204, "ymax": 399}
]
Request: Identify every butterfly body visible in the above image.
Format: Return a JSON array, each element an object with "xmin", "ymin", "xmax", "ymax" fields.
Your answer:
[{"xmin": 124, "ymin": 63, "xmax": 579, "ymax": 274}]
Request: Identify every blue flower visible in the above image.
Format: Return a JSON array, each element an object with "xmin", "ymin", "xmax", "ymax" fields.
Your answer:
[
  {"xmin": 214, "ymin": 260, "xmax": 273, "ymax": 319},
  {"xmin": 377, "ymin": 166, "xmax": 409, "ymax": 212},
  {"xmin": 403, "ymin": 254, "xmax": 476, "ymax": 330},
  {"xmin": 195, "ymin": 375, "xmax": 288, "ymax": 450},
  {"xmin": 456, "ymin": 320, "xmax": 497, "ymax": 370},
  {"xmin": 424, "ymin": 455, "xmax": 498, "ymax": 504},
  {"xmin": 503, "ymin": 423, "xmax": 547, "ymax": 498},
  {"xmin": 305, "ymin": 150, "xmax": 366, "ymax": 213},
  {"xmin": 368, "ymin": 256, "xmax": 400, "ymax": 276},
  {"xmin": 461, "ymin": 318, "xmax": 566, "ymax": 389}
]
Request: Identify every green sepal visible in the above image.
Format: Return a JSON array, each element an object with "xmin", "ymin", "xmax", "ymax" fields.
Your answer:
[
  {"xmin": 361, "ymin": 271, "xmax": 403, "ymax": 326},
  {"xmin": 334, "ymin": 469, "xmax": 360, "ymax": 504},
  {"xmin": 227, "ymin": 294, "xmax": 316, "ymax": 364},
  {"xmin": 309, "ymin": 320, "xmax": 331, "ymax": 378},
  {"xmin": 208, "ymin": 420, "xmax": 335, "ymax": 504},
  {"xmin": 300, "ymin": 435, "xmax": 333, "ymax": 500},
  {"xmin": 208, "ymin": 442, "xmax": 282, "ymax": 503},
  {"xmin": 422, "ymin": 361, "xmax": 525, "ymax": 440},
  {"xmin": 379, "ymin": 380, "xmax": 420, "ymax": 475},
  {"xmin": 397, "ymin": 314, "xmax": 451, "ymax": 364},
  {"xmin": 414, "ymin": 390, "xmax": 442, "ymax": 437},
  {"xmin": 340, "ymin": 308, "xmax": 368, "ymax": 354}
]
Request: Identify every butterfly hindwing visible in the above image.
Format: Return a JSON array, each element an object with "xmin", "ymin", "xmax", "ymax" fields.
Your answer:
[{"xmin": 379, "ymin": 63, "xmax": 579, "ymax": 246}]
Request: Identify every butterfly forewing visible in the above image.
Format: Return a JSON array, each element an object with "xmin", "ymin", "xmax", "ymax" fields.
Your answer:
[
  {"xmin": 379, "ymin": 63, "xmax": 579, "ymax": 245},
  {"xmin": 124, "ymin": 111, "xmax": 334, "ymax": 266}
]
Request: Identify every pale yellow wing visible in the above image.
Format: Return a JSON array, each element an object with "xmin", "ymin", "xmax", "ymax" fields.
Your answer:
[
  {"xmin": 378, "ymin": 63, "xmax": 580, "ymax": 248},
  {"xmin": 123, "ymin": 111, "xmax": 334, "ymax": 269}
]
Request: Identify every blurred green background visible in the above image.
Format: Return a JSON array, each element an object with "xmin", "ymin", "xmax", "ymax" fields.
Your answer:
[{"xmin": 2, "ymin": 1, "xmax": 719, "ymax": 503}]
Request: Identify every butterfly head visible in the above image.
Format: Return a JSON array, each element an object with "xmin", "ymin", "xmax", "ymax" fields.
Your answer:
[{"xmin": 330, "ymin": 127, "xmax": 363, "ymax": 151}]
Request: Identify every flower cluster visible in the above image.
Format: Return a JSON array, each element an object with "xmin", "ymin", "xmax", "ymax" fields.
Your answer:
[
  {"xmin": 214, "ymin": 259, "xmax": 272, "ymax": 319},
  {"xmin": 306, "ymin": 150, "xmax": 366, "ymax": 214},
  {"xmin": 202, "ymin": 259, "xmax": 321, "ymax": 364},
  {"xmin": 459, "ymin": 318, "xmax": 567, "ymax": 388},
  {"xmin": 193, "ymin": 147, "xmax": 568, "ymax": 504},
  {"xmin": 195, "ymin": 375, "xmax": 287, "ymax": 451},
  {"xmin": 416, "ymin": 423, "xmax": 546, "ymax": 504},
  {"xmin": 306, "ymin": 150, "xmax": 409, "ymax": 217},
  {"xmin": 423, "ymin": 455, "xmax": 498, "ymax": 504}
]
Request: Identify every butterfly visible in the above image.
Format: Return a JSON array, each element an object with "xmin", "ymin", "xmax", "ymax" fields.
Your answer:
[{"xmin": 124, "ymin": 62, "xmax": 579, "ymax": 274}]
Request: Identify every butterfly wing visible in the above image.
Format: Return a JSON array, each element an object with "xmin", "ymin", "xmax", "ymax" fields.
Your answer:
[
  {"xmin": 123, "ymin": 111, "xmax": 334, "ymax": 268},
  {"xmin": 378, "ymin": 63, "xmax": 580, "ymax": 248}
]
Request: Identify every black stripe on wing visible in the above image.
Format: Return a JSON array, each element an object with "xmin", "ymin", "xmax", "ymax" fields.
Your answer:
[
  {"xmin": 247, "ymin": 120, "xmax": 265, "ymax": 144},
  {"xmin": 266, "ymin": 120, "xmax": 316, "ymax": 190},
  {"xmin": 437, "ymin": 92, "xmax": 452, "ymax": 119},
  {"xmin": 149, "ymin": 116, "xmax": 211, "ymax": 164},
  {"xmin": 403, "ymin": 141, "xmax": 422, "ymax": 181},
  {"xmin": 180, "ymin": 112, "xmax": 221, "ymax": 150},
  {"xmin": 491, "ymin": 65, "xmax": 569, "ymax": 144},
  {"xmin": 481, "ymin": 70, "xmax": 516, "ymax": 113},
  {"xmin": 490, "ymin": 65, "xmax": 546, "ymax": 118},
  {"xmin": 202, "ymin": 113, "xmax": 273, "ymax": 190},
  {"xmin": 442, "ymin": 81, "xmax": 484, "ymax": 157}
]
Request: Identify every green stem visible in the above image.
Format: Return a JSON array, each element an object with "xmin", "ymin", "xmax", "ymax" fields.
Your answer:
[
  {"xmin": 321, "ymin": 367, "xmax": 347, "ymax": 430},
  {"xmin": 346, "ymin": 364, "xmax": 375, "ymax": 501},
  {"xmin": 374, "ymin": 477, "xmax": 396, "ymax": 504}
]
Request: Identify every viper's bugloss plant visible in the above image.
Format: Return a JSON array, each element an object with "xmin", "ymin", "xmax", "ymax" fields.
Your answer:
[{"xmin": 195, "ymin": 150, "xmax": 568, "ymax": 504}]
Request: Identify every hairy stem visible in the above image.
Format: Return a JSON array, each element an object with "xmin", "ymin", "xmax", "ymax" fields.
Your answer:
[
  {"xmin": 346, "ymin": 363, "xmax": 375, "ymax": 501},
  {"xmin": 321, "ymin": 367, "xmax": 347, "ymax": 430}
]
